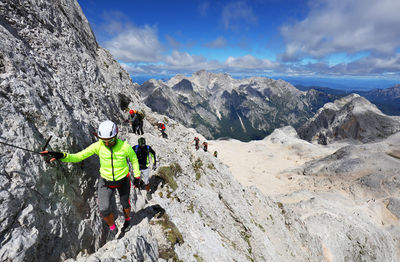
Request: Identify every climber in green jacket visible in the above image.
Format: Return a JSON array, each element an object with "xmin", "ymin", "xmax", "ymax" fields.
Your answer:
[{"xmin": 40, "ymin": 120, "xmax": 140, "ymax": 241}]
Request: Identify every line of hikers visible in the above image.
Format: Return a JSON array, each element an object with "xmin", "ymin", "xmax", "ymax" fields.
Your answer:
[
  {"xmin": 128, "ymin": 108, "xmax": 167, "ymax": 139},
  {"xmin": 41, "ymin": 120, "xmax": 157, "ymax": 241},
  {"xmin": 193, "ymin": 136, "xmax": 217, "ymax": 157}
]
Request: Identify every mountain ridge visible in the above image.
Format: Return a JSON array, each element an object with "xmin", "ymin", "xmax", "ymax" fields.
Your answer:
[
  {"xmin": 297, "ymin": 84, "xmax": 400, "ymax": 116},
  {"xmin": 138, "ymin": 70, "xmax": 341, "ymax": 141}
]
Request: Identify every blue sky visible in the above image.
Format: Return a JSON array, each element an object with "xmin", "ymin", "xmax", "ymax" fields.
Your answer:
[{"xmin": 77, "ymin": 0, "xmax": 400, "ymax": 89}]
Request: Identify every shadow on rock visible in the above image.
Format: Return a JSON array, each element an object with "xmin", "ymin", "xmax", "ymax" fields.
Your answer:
[
  {"xmin": 149, "ymin": 175, "xmax": 165, "ymax": 195},
  {"xmin": 132, "ymin": 204, "xmax": 165, "ymax": 226}
]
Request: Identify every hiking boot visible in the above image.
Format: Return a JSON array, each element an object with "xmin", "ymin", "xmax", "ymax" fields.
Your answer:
[
  {"xmin": 106, "ymin": 226, "xmax": 118, "ymax": 242},
  {"xmin": 122, "ymin": 220, "xmax": 133, "ymax": 233}
]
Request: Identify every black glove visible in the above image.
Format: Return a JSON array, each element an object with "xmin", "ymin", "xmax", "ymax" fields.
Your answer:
[
  {"xmin": 133, "ymin": 177, "xmax": 141, "ymax": 188},
  {"xmin": 40, "ymin": 151, "xmax": 65, "ymax": 161}
]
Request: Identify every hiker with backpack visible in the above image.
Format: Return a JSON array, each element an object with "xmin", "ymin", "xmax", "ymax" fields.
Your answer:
[
  {"xmin": 129, "ymin": 109, "xmax": 140, "ymax": 134},
  {"xmin": 133, "ymin": 137, "xmax": 157, "ymax": 201},
  {"xmin": 158, "ymin": 122, "xmax": 167, "ymax": 139},
  {"xmin": 40, "ymin": 120, "xmax": 140, "ymax": 241},
  {"xmin": 193, "ymin": 137, "xmax": 200, "ymax": 150},
  {"xmin": 202, "ymin": 141, "xmax": 208, "ymax": 152}
]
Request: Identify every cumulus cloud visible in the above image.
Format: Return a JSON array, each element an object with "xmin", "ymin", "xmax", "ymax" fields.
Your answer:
[
  {"xmin": 225, "ymin": 55, "xmax": 277, "ymax": 69},
  {"xmin": 278, "ymin": 53, "xmax": 400, "ymax": 77},
  {"xmin": 104, "ymin": 24, "xmax": 163, "ymax": 63},
  {"xmin": 221, "ymin": 1, "xmax": 258, "ymax": 31},
  {"xmin": 120, "ymin": 53, "xmax": 278, "ymax": 76},
  {"xmin": 281, "ymin": 0, "xmax": 400, "ymax": 61},
  {"xmin": 163, "ymin": 51, "xmax": 220, "ymax": 70},
  {"xmin": 332, "ymin": 54, "xmax": 400, "ymax": 75},
  {"xmin": 205, "ymin": 37, "xmax": 228, "ymax": 48}
]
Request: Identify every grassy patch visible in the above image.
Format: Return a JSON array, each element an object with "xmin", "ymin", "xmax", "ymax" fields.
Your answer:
[
  {"xmin": 192, "ymin": 158, "xmax": 203, "ymax": 180},
  {"xmin": 207, "ymin": 163, "xmax": 215, "ymax": 170},
  {"xmin": 188, "ymin": 202, "xmax": 195, "ymax": 213},
  {"xmin": 241, "ymin": 231, "xmax": 252, "ymax": 254},
  {"xmin": 256, "ymin": 223, "xmax": 266, "ymax": 232},
  {"xmin": 194, "ymin": 254, "xmax": 205, "ymax": 262},
  {"xmin": 157, "ymin": 163, "xmax": 182, "ymax": 191},
  {"xmin": 150, "ymin": 213, "xmax": 184, "ymax": 261},
  {"xmin": 277, "ymin": 202, "xmax": 285, "ymax": 214}
]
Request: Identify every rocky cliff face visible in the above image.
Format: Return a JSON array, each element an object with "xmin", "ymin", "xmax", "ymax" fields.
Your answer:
[
  {"xmin": 138, "ymin": 70, "xmax": 339, "ymax": 141},
  {"xmin": 299, "ymin": 94, "xmax": 400, "ymax": 144},
  {"xmin": 0, "ymin": 0, "xmax": 141, "ymax": 260}
]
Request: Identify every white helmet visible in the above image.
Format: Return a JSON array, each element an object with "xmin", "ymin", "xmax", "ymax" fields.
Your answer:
[{"xmin": 98, "ymin": 120, "xmax": 118, "ymax": 139}]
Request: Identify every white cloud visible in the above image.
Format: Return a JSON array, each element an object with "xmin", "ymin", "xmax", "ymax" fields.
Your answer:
[
  {"xmin": 225, "ymin": 55, "xmax": 276, "ymax": 69},
  {"xmin": 164, "ymin": 51, "xmax": 206, "ymax": 66},
  {"xmin": 163, "ymin": 51, "xmax": 220, "ymax": 70},
  {"xmin": 281, "ymin": 0, "xmax": 400, "ymax": 61},
  {"xmin": 205, "ymin": 37, "xmax": 228, "ymax": 48},
  {"xmin": 221, "ymin": 1, "xmax": 258, "ymax": 31},
  {"xmin": 333, "ymin": 54, "xmax": 400, "ymax": 75},
  {"xmin": 104, "ymin": 24, "xmax": 163, "ymax": 63}
]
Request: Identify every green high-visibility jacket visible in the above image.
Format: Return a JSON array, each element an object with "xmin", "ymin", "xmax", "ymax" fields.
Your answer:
[{"xmin": 61, "ymin": 139, "xmax": 140, "ymax": 181}]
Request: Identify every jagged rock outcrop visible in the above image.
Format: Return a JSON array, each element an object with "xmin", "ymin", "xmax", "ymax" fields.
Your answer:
[
  {"xmin": 298, "ymin": 94, "xmax": 400, "ymax": 144},
  {"xmin": 138, "ymin": 70, "xmax": 340, "ymax": 141}
]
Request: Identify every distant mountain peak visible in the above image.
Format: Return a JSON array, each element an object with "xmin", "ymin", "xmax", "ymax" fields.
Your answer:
[{"xmin": 299, "ymin": 94, "xmax": 400, "ymax": 144}]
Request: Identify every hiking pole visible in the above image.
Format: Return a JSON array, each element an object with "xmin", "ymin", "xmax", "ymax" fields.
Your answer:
[
  {"xmin": 42, "ymin": 136, "xmax": 52, "ymax": 151},
  {"xmin": 0, "ymin": 136, "xmax": 53, "ymax": 154},
  {"xmin": 0, "ymin": 139, "xmax": 41, "ymax": 154}
]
